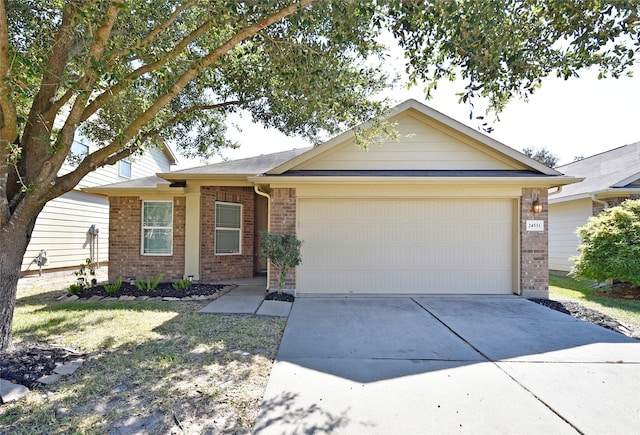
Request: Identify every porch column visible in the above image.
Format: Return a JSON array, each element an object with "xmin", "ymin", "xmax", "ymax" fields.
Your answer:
[
  {"xmin": 184, "ymin": 190, "xmax": 201, "ymax": 280},
  {"xmin": 520, "ymin": 187, "xmax": 549, "ymax": 298}
]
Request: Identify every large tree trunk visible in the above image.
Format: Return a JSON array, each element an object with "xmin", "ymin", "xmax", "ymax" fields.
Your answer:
[{"xmin": 0, "ymin": 215, "xmax": 38, "ymax": 351}]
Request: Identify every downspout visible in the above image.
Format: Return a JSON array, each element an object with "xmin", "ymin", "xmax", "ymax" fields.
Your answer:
[
  {"xmin": 254, "ymin": 185, "xmax": 271, "ymax": 291},
  {"xmin": 548, "ymin": 186, "xmax": 563, "ymax": 196},
  {"xmin": 591, "ymin": 194, "xmax": 609, "ymax": 211}
]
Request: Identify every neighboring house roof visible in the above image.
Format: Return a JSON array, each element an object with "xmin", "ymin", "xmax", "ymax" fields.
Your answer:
[
  {"xmin": 162, "ymin": 145, "xmax": 179, "ymax": 166},
  {"xmin": 550, "ymin": 141, "xmax": 640, "ymax": 203}
]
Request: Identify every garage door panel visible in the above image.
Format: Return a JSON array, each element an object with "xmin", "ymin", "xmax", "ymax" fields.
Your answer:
[{"xmin": 298, "ymin": 199, "xmax": 513, "ymax": 294}]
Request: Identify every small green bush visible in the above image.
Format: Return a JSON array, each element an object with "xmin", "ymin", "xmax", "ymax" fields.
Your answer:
[
  {"xmin": 135, "ymin": 274, "xmax": 163, "ymax": 291},
  {"xmin": 68, "ymin": 283, "xmax": 84, "ymax": 295},
  {"xmin": 259, "ymin": 230, "xmax": 302, "ymax": 293},
  {"xmin": 103, "ymin": 278, "xmax": 123, "ymax": 294},
  {"xmin": 172, "ymin": 278, "xmax": 191, "ymax": 290},
  {"xmin": 572, "ymin": 199, "xmax": 640, "ymax": 286}
]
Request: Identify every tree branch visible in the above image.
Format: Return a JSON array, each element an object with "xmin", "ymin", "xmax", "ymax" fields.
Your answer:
[
  {"xmin": 0, "ymin": 1, "xmax": 15, "ymax": 227},
  {"xmin": 136, "ymin": 98, "xmax": 255, "ymax": 145},
  {"xmin": 0, "ymin": 1, "xmax": 17, "ymax": 148},
  {"xmin": 58, "ymin": 0, "xmax": 316, "ymax": 195},
  {"xmin": 106, "ymin": 0, "xmax": 197, "ymax": 63},
  {"xmin": 21, "ymin": 5, "xmax": 78, "ymax": 151},
  {"xmin": 81, "ymin": 19, "xmax": 217, "ymax": 123},
  {"xmin": 33, "ymin": 1, "xmax": 124, "ymax": 200}
]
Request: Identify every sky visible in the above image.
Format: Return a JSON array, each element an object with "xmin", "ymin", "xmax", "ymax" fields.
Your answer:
[{"xmin": 177, "ymin": 47, "xmax": 640, "ymax": 169}]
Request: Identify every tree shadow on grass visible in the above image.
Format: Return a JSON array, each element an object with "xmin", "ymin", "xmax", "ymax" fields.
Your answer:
[{"xmin": 4, "ymin": 308, "xmax": 286, "ymax": 434}]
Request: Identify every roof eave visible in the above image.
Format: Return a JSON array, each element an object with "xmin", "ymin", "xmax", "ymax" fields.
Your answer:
[
  {"xmin": 82, "ymin": 185, "xmax": 185, "ymax": 196},
  {"xmin": 248, "ymin": 175, "xmax": 581, "ymax": 187},
  {"xmin": 157, "ymin": 172, "xmax": 257, "ymax": 181},
  {"xmin": 549, "ymin": 187, "xmax": 640, "ymax": 204}
]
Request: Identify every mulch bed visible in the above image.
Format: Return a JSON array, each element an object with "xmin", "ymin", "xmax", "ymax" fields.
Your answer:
[
  {"xmin": 265, "ymin": 292, "xmax": 295, "ymax": 302},
  {"xmin": 530, "ymin": 298, "xmax": 636, "ymax": 337},
  {"xmin": 596, "ymin": 282, "xmax": 640, "ymax": 300},
  {"xmin": 70, "ymin": 282, "xmax": 224, "ymax": 298},
  {"xmin": 0, "ymin": 343, "xmax": 84, "ymax": 391}
]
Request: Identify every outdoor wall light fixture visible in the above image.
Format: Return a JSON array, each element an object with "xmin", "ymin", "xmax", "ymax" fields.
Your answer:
[{"xmin": 532, "ymin": 195, "xmax": 543, "ymax": 213}]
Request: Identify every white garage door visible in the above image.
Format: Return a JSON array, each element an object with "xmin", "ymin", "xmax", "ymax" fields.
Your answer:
[{"xmin": 297, "ymin": 198, "xmax": 514, "ymax": 294}]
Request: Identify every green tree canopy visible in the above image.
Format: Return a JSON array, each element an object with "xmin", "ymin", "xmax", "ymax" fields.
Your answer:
[
  {"xmin": 572, "ymin": 199, "xmax": 640, "ymax": 287},
  {"xmin": 522, "ymin": 146, "xmax": 560, "ymax": 168}
]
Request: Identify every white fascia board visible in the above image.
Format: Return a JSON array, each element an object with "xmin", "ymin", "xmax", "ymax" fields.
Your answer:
[
  {"xmin": 248, "ymin": 175, "xmax": 581, "ymax": 187},
  {"xmin": 548, "ymin": 188, "xmax": 640, "ymax": 204}
]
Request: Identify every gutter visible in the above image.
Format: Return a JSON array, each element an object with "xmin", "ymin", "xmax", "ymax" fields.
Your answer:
[
  {"xmin": 591, "ymin": 194, "xmax": 609, "ymax": 210},
  {"xmin": 254, "ymin": 185, "xmax": 271, "ymax": 291}
]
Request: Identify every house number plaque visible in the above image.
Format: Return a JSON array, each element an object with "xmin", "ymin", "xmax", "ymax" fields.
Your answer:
[{"xmin": 526, "ymin": 220, "xmax": 544, "ymax": 231}]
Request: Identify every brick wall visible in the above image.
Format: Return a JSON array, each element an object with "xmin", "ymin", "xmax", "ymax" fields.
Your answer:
[
  {"xmin": 269, "ymin": 188, "xmax": 297, "ymax": 290},
  {"xmin": 108, "ymin": 196, "xmax": 185, "ymax": 282},
  {"xmin": 520, "ymin": 188, "xmax": 548, "ymax": 298},
  {"xmin": 200, "ymin": 186, "xmax": 255, "ymax": 282},
  {"xmin": 592, "ymin": 195, "xmax": 640, "ymax": 215}
]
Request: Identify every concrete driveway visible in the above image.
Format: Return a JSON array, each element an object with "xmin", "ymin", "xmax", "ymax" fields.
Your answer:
[{"xmin": 254, "ymin": 296, "xmax": 640, "ymax": 434}]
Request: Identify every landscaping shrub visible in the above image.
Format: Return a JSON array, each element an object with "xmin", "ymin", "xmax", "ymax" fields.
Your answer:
[
  {"xmin": 572, "ymin": 199, "xmax": 640, "ymax": 286},
  {"xmin": 135, "ymin": 274, "xmax": 163, "ymax": 291},
  {"xmin": 172, "ymin": 278, "xmax": 191, "ymax": 291},
  {"xmin": 103, "ymin": 278, "xmax": 123, "ymax": 294},
  {"xmin": 259, "ymin": 230, "xmax": 302, "ymax": 293}
]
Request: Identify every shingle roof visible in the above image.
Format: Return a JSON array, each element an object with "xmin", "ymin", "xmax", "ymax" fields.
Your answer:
[
  {"xmin": 93, "ymin": 175, "xmax": 170, "ymax": 189},
  {"xmin": 166, "ymin": 147, "xmax": 312, "ymax": 176},
  {"xmin": 552, "ymin": 141, "xmax": 640, "ymax": 200}
]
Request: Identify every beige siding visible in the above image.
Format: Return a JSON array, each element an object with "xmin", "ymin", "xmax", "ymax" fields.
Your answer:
[
  {"xmin": 59, "ymin": 147, "xmax": 172, "ymax": 188},
  {"xmin": 549, "ymin": 198, "xmax": 592, "ymax": 272},
  {"xmin": 298, "ymin": 114, "xmax": 521, "ymax": 171},
  {"xmin": 22, "ymin": 191, "xmax": 109, "ymax": 272},
  {"xmin": 297, "ymin": 198, "xmax": 514, "ymax": 294},
  {"xmin": 22, "ymin": 144, "xmax": 173, "ymax": 272}
]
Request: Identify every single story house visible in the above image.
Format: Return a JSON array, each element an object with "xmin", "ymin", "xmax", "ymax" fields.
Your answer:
[
  {"xmin": 86, "ymin": 99, "xmax": 579, "ymax": 298},
  {"xmin": 549, "ymin": 142, "xmax": 640, "ymax": 272}
]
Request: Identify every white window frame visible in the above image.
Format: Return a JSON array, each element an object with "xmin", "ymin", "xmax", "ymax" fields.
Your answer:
[
  {"xmin": 141, "ymin": 200, "xmax": 173, "ymax": 256},
  {"xmin": 71, "ymin": 141, "xmax": 89, "ymax": 156},
  {"xmin": 215, "ymin": 201, "xmax": 242, "ymax": 255},
  {"xmin": 119, "ymin": 160, "xmax": 132, "ymax": 179}
]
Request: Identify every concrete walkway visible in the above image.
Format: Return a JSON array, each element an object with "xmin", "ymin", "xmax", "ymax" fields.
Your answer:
[
  {"xmin": 199, "ymin": 284, "xmax": 292, "ymax": 317},
  {"xmin": 254, "ymin": 296, "xmax": 640, "ymax": 434}
]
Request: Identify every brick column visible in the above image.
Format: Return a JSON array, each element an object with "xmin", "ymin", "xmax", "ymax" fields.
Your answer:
[
  {"xmin": 520, "ymin": 188, "xmax": 549, "ymax": 298},
  {"xmin": 269, "ymin": 188, "xmax": 297, "ymax": 291}
]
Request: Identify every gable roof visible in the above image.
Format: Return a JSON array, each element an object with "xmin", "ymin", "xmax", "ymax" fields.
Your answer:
[
  {"xmin": 267, "ymin": 99, "xmax": 562, "ymax": 176},
  {"xmin": 86, "ymin": 99, "xmax": 582, "ymax": 194},
  {"xmin": 550, "ymin": 141, "xmax": 640, "ymax": 202},
  {"xmin": 159, "ymin": 147, "xmax": 311, "ymax": 180}
]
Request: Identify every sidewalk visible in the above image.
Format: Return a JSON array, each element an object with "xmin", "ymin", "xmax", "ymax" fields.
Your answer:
[{"xmin": 199, "ymin": 282, "xmax": 292, "ymax": 317}]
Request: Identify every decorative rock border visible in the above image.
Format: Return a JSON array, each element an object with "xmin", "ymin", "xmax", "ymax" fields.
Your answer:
[
  {"xmin": 0, "ymin": 359, "xmax": 84, "ymax": 404},
  {"xmin": 55, "ymin": 285, "xmax": 236, "ymax": 303}
]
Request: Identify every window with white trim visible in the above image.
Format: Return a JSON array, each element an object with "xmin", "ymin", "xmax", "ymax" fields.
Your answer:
[
  {"xmin": 215, "ymin": 202, "xmax": 242, "ymax": 255},
  {"xmin": 141, "ymin": 201, "xmax": 173, "ymax": 255},
  {"xmin": 119, "ymin": 160, "xmax": 132, "ymax": 178}
]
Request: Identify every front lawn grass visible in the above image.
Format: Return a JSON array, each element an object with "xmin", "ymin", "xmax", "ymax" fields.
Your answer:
[
  {"xmin": 549, "ymin": 274, "xmax": 640, "ymax": 330},
  {"xmin": 1, "ymin": 272, "xmax": 285, "ymax": 434}
]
